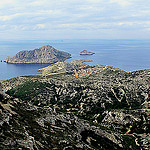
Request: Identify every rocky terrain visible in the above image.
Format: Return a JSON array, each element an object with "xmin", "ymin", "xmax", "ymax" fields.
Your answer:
[
  {"xmin": 80, "ymin": 50, "xmax": 95, "ymax": 55},
  {"xmin": 38, "ymin": 59, "xmax": 92, "ymax": 76},
  {"xmin": 0, "ymin": 65, "xmax": 150, "ymax": 149},
  {"xmin": 5, "ymin": 45, "xmax": 71, "ymax": 63}
]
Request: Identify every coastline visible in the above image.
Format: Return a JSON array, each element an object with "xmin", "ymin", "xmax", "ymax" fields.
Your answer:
[{"xmin": 0, "ymin": 39, "xmax": 150, "ymax": 80}]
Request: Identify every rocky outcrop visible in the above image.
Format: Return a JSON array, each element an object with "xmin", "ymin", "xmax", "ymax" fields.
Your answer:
[
  {"xmin": 0, "ymin": 82, "xmax": 4, "ymax": 100},
  {"xmin": 80, "ymin": 50, "xmax": 95, "ymax": 55},
  {"xmin": 0, "ymin": 82, "xmax": 10, "ymax": 103},
  {"xmin": 6, "ymin": 45, "xmax": 71, "ymax": 63},
  {"xmin": 1, "ymin": 67, "xmax": 150, "ymax": 149},
  {"xmin": 0, "ymin": 96, "xmax": 125, "ymax": 149}
]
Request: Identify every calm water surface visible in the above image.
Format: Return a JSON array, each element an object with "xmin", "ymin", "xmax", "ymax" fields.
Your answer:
[{"xmin": 0, "ymin": 39, "xmax": 150, "ymax": 80}]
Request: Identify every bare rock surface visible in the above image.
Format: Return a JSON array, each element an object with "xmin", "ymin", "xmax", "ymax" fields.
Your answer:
[{"xmin": 1, "ymin": 66, "xmax": 150, "ymax": 149}]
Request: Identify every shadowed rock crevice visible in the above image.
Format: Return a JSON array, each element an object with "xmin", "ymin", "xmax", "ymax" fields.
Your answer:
[{"xmin": 80, "ymin": 130, "xmax": 123, "ymax": 150}]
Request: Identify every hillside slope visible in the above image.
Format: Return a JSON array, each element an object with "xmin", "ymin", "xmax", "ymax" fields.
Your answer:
[{"xmin": 1, "ymin": 66, "xmax": 150, "ymax": 149}]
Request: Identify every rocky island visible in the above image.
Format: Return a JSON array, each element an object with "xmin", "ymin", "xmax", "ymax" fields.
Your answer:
[
  {"xmin": 80, "ymin": 50, "xmax": 95, "ymax": 55},
  {"xmin": 5, "ymin": 45, "xmax": 71, "ymax": 63},
  {"xmin": 0, "ymin": 62, "xmax": 150, "ymax": 149}
]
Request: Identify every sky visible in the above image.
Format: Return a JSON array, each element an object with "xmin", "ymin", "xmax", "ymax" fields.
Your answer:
[{"xmin": 0, "ymin": 0, "xmax": 150, "ymax": 40}]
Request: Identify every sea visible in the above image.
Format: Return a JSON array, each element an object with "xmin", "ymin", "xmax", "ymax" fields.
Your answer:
[{"xmin": 0, "ymin": 39, "xmax": 150, "ymax": 80}]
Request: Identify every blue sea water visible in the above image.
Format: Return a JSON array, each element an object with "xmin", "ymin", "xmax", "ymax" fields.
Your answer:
[{"xmin": 0, "ymin": 39, "xmax": 150, "ymax": 80}]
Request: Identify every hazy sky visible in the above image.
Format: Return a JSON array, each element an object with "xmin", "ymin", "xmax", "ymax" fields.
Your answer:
[{"xmin": 0, "ymin": 0, "xmax": 150, "ymax": 40}]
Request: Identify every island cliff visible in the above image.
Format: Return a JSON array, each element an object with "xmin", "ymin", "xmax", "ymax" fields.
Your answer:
[{"xmin": 5, "ymin": 45, "xmax": 71, "ymax": 63}]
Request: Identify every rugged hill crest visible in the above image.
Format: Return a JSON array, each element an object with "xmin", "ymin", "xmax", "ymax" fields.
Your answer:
[
  {"xmin": 38, "ymin": 59, "xmax": 91, "ymax": 76},
  {"xmin": 6, "ymin": 45, "xmax": 71, "ymax": 63}
]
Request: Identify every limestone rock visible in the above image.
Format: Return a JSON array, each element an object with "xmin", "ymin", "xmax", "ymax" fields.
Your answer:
[{"xmin": 1, "ymin": 67, "xmax": 150, "ymax": 149}]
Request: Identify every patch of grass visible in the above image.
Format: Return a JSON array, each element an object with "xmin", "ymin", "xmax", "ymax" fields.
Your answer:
[{"xmin": 123, "ymin": 135, "xmax": 140, "ymax": 150}]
